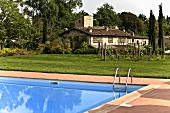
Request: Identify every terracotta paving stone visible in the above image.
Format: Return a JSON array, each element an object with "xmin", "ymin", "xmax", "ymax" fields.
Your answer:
[
  {"xmin": 108, "ymin": 84, "xmax": 170, "ymax": 113},
  {"xmin": 0, "ymin": 70, "xmax": 170, "ymax": 113}
]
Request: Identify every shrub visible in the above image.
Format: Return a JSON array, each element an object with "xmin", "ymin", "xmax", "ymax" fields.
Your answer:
[
  {"xmin": 36, "ymin": 38, "xmax": 72, "ymax": 54},
  {"xmin": 36, "ymin": 44, "xmax": 46, "ymax": 54},
  {"xmin": 106, "ymin": 48, "xmax": 113, "ymax": 56},
  {"xmin": 74, "ymin": 42, "xmax": 98, "ymax": 54},
  {"xmin": 0, "ymin": 48, "xmax": 34, "ymax": 57},
  {"xmin": 74, "ymin": 48, "xmax": 98, "ymax": 54}
]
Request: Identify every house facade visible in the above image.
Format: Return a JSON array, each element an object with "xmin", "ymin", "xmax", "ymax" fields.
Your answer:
[{"xmin": 60, "ymin": 16, "xmax": 148, "ymax": 49}]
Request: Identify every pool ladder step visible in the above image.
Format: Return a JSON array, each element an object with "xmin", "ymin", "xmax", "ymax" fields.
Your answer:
[{"xmin": 113, "ymin": 68, "xmax": 133, "ymax": 91}]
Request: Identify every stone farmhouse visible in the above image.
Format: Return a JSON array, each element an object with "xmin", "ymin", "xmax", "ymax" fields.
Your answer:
[{"xmin": 60, "ymin": 16, "xmax": 148, "ymax": 50}]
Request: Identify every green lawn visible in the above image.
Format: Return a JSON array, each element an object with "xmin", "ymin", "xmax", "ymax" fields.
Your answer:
[{"xmin": 0, "ymin": 54, "xmax": 170, "ymax": 78}]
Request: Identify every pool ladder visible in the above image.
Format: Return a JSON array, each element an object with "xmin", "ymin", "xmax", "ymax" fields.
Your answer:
[{"xmin": 113, "ymin": 68, "xmax": 133, "ymax": 91}]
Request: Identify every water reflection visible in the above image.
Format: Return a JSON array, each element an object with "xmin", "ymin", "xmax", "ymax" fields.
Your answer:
[
  {"xmin": 0, "ymin": 83, "xmax": 82, "ymax": 113},
  {"xmin": 0, "ymin": 83, "xmax": 115, "ymax": 113}
]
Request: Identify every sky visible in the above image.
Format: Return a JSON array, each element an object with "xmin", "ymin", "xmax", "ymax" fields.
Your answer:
[{"xmin": 76, "ymin": 0, "xmax": 170, "ymax": 18}]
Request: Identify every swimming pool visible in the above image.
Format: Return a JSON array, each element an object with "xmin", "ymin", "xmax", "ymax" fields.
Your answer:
[{"xmin": 0, "ymin": 77, "xmax": 144, "ymax": 113}]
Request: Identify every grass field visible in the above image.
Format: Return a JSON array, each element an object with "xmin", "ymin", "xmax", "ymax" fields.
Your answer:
[{"xmin": 0, "ymin": 54, "xmax": 170, "ymax": 78}]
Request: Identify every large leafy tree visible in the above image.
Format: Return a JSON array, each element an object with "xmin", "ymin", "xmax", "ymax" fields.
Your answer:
[
  {"xmin": 23, "ymin": 0, "xmax": 59, "ymax": 43},
  {"xmin": 0, "ymin": 20, "xmax": 6, "ymax": 49},
  {"xmin": 139, "ymin": 14, "xmax": 149, "ymax": 36},
  {"xmin": 163, "ymin": 16, "xmax": 170, "ymax": 36},
  {"xmin": 94, "ymin": 3, "xmax": 122, "ymax": 26},
  {"xmin": 0, "ymin": 0, "xmax": 34, "ymax": 49},
  {"xmin": 57, "ymin": 0, "xmax": 82, "ymax": 29},
  {"xmin": 139, "ymin": 14, "xmax": 147, "ymax": 21},
  {"xmin": 22, "ymin": 0, "xmax": 82, "ymax": 43},
  {"xmin": 120, "ymin": 12, "xmax": 147, "ymax": 35},
  {"xmin": 166, "ymin": 16, "xmax": 170, "ymax": 25}
]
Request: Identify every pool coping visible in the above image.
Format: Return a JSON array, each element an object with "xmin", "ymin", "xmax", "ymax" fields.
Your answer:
[
  {"xmin": 85, "ymin": 84, "xmax": 161, "ymax": 113},
  {"xmin": 0, "ymin": 70, "xmax": 170, "ymax": 113}
]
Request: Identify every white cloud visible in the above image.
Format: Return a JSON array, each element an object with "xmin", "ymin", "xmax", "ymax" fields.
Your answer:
[
  {"xmin": 0, "ymin": 90, "xmax": 33, "ymax": 113},
  {"xmin": 43, "ymin": 96, "xmax": 49, "ymax": 113}
]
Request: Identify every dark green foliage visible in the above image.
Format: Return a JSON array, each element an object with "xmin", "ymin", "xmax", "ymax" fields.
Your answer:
[
  {"xmin": 139, "ymin": 14, "xmax": 147, "ymax": 21},
  {"xmin": 120, "ymin": 12, "xmax": 147, "ymax": 35},
  {"xmin": 36, "ymin": 38, "xmax": 72, "ymax": 54},
  {"xmin": 71, "ymin": 36, "xmax": 87, "ymax": 51},
  {"xmin": 158, "ymin": 4, "xmax": 164, "ymax": 55},
  {"xmin": 23, "ymin": 0, "xmax": 82, "ymax": 43},
  {"xmin": 98, "ymin": 46, "xmax": 162, "ymax": 61},
  {"xmin": 74, "ymin": 48, "xmax": 98, "ymax": 54},
  {"xmin": 148, "ymin": 10, "xmax": 153, "ymax": 45},
  {"xmin": 43, "ymin": 12, "xmax": 48, "ymax": 43},
  {"xmin": 74, "ymin": 42, "xmax": 98, "ymax": 54},
  {"xmin": 24, "ymin": 0, "xmax": 56, "ymax": 43},
  {"xmin": 148, "ymin": 10, "xmax": 156, "ymax": 53},
  {"xmin": 94, "ymin": 3, "xmax": 122, "ymax": 26},
  {"xmin": 10, "ymin": 0, "xmax": 83, "ymax": 51},
  {"xmin": 166, "ymin": 16, "xmax": 170, "ymax": 25},
  {"xmin": 163, "ymin": 16, "xmax": 170, "ymax": 49},
  {"xmin": 163, "ymin": 24, "xmax": 170, "ymax": 36},
  {"xmin": 93, "ymin": 20, "xmax": 100, "ymax": 26},
  {"xmin": 0, "ymin": 0, "xmax": 36, "ymax": 50},
  {"xmin": 151, "ymin": 15, "xmax": 156, "ymax": 53}
]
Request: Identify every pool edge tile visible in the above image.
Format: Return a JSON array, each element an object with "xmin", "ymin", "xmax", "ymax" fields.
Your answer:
[{"xmin": 86, "ymin": 84, "xmax": 161, "ymax": 113}]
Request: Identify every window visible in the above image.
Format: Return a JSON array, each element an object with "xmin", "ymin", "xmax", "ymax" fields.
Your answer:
[
  {"xmin": 132, "ymin": 38, "xmax": 134, "ymax": 42},
  {"xmin": 93, "ymin": 37, "xmax": 102, "ymax": 43},
  {"xmin": 79, "ymin": 20, "xmax": 81, "ymax": 23},
  {"xmin": 118, "ymin": 38, "xmax": 126, "ymax": 45},
  {"xmin": 108, "ymin": 38, "xmax": 113, "ymax": 43}
]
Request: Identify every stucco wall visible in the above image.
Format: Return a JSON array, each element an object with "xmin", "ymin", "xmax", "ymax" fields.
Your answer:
[
  {"xmin": 83, "ymin": 16, "xmax": 93, "ymax": 27},
  {"xmin": 75, "ymin": 17, "xmax": 84, "ymax": 27},
  {"xmin": 62, "ymin": 30, "xmax": 148, "ymax": 48},
  {"xmin": 134, "ymin": 39, "xmax": 148, "ymax": 45},
  {"xmin": 90, "ymin": 36, "xmax": 132, "ymax": 48},
  {"xmin": 75, "ymin": 16, "xmax": 93, "ymax": 27}
]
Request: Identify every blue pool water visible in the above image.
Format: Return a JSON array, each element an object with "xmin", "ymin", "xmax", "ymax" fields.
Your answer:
[{"xmin": 0, "ymin": 77, "xmax": 144, "ymax": 113}]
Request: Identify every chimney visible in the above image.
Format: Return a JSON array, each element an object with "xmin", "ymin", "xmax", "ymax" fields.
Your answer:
[
  {"xmin": 132, "ymin": 32, "xmax": 134, "ymax": 36},
  {"xmin": 88, "ymin": 26, "xmax": 93, "ymax": 32},
  {"xmin": 64, "ymin": 28, "xmax": 68, "ymax": 31},
  {"xmin": 105, "ymin": 26, "xmax": 109, "ymax": 31},
  {"xmin": 114, "ymin": 26, "xmax": 119, "ymax": 30}
]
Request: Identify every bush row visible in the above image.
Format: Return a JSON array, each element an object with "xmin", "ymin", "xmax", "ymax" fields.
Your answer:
[
  {"xmin": 74, "ymin": 48, "xmax": 98, "ymax": 54},
  {"xmin": 0, "ymin": 48, "xmax": 34, "ymax": 57},
  {"xmin": 36, "ymin": 40, "xmax": 72, "ymax": 54}
]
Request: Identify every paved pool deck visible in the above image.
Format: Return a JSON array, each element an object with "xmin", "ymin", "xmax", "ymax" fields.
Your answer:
[{"xmin": 0, "ymin": 70, "xmax": 170, "ymax": 113}]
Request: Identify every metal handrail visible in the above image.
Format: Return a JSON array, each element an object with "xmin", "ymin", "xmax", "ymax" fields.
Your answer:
[
  {"xmin": 113, "ymin": 68, "xmax": 120, "ymax": 90},
  {"xmin": 125, "ymin": 68, "xmax": 133, "ymax": 89}
]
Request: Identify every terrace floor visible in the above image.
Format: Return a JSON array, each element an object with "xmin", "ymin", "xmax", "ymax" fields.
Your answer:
[{"xmin": 0, "ymin": 70, "xmax": 170, "ymax": 113}]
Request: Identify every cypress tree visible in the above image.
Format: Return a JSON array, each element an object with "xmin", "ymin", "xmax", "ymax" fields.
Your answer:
[
  {"xmin": 158, "ymin": 3, "xmax": 164, "ymax": 56},
  {"xmin": 151, "ymin": 15, "xmax": 156, "ymax": 53},
  {"xmin": 148, "ymin": 10, "xmax": 156, "ymax": 53},
  {"xmin": 148, "ymin": 10, "xmax": 153, "ymax": 45}
]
